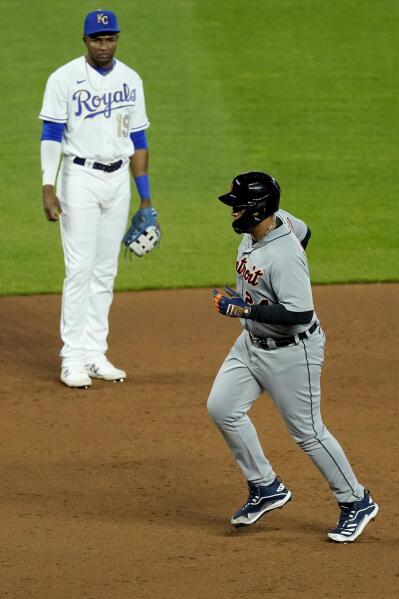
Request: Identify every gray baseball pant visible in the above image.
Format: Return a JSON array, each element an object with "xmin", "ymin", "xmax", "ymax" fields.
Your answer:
[{"xmin": 207, "ymin": 327, "xmax": 364, "ymax": 503}]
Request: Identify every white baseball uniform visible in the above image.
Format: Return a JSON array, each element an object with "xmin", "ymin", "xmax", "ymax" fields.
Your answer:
[{"xmin": 39, "ymin": 57, "xmax": 149, "ymax": 367}]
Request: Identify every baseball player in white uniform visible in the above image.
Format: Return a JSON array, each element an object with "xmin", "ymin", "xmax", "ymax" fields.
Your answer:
[
  {"xmin": 39, "ymin": 10, "xmax": 153, "ymax": 388},
  {"xmin": 209, "ymin": 171, "xmax": 378, "ymax": 542}
]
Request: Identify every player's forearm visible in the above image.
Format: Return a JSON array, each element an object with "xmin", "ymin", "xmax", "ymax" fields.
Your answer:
[
  {"xmin": 247, "ymin": 303, "xmax": 314, "ymax": 325},
  {"xmin": 41, "ymin": 140, "xmax": 62, "ymax": 186},
  {"xmin": 130, "ymin": 148, "xmax": 149, "ymax": 177}
]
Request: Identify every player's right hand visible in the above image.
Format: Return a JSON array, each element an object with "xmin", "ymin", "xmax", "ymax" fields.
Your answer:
[
  {"xmin": 42, "ymin": 186, "xmax": 62, "ymax": 221},
  {"xmin": 213, "ymin": 289, "xmax": 249, "ymax": 318}
]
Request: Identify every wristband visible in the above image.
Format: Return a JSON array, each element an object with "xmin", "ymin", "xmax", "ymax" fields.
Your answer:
[
  {"xmin": 134, "ymin": 174, "xmax": 151, "ymax": 200},
  {"xmin": 243, "ymin": 306, "xmax": 252, "ymax": 318}
]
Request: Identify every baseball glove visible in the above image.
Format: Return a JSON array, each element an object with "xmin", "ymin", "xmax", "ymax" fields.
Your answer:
[{"xmin": 123, "ymin": 207, "xmax": 161, "ymax": 257}]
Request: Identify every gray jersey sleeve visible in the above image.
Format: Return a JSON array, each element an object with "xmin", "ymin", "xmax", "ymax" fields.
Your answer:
[
  {"xmin": 277, "ymin": 209, "xmax": 308, "ymax": 243},
  {"xmin": 269, "ymin": 236, "xmax": 314, "ymax": 313}
]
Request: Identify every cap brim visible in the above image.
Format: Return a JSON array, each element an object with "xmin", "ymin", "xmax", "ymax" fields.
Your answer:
[
  {"xmin": 218, "ymin": 192, "xmax": 238, "ymax": 206},
  {"xmin": 86, "ymin": 29, "xmax": 120, "ymax": 37}
]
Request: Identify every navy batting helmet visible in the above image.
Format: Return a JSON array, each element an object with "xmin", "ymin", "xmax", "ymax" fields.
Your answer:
[{"xmin": 218, "ymin": 171, "xmax": 280, "ymax": 234}]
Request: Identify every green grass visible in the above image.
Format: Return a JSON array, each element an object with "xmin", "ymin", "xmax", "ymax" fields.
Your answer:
[{"xmin": 0, "ymin": 0, "xmax": 397, "ymax": 294}]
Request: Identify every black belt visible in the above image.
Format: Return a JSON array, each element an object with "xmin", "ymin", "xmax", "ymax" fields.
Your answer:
[
  {"xmin": 250, "ymin": 321, "xmax": 319, "ymax": 349},
  {"xmin": 73, "ymin": 157, "xmax": 123, "ymax": 172}
]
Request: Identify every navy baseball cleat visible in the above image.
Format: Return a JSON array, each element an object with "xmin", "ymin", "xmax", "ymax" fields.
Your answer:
[
  {"xmin": 328, "ymin": 490, "xmax": 379, "ymax": 543},
  {"xmin": 231, "ymin": 477, "xmax": 292, "ymax": 527}
]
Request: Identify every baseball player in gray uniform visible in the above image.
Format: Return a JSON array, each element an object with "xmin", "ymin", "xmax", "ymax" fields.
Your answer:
[{"xmin": 208, "ymin": 171, "xmax": 378, "ymax": 542}]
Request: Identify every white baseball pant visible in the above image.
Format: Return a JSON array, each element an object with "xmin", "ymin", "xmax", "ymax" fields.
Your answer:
[{"xmin": 57, "ymin": 159, "xmax": 130, "ymax": 367}]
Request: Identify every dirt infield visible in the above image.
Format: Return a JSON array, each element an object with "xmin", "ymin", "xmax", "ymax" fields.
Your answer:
[{"xmin": 0, "ymin": 284, "xmax": 398, "ymax": 599}]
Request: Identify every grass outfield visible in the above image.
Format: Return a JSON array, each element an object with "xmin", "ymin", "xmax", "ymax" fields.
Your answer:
[{"xmin": 0, "ymin": 0, "xmax": 397, "ymax": 295}]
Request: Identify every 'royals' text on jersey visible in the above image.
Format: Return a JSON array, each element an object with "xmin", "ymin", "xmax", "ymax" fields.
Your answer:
[{"xmin": 39, "ymin": 57, "xmax": 149, "ymax": 162}]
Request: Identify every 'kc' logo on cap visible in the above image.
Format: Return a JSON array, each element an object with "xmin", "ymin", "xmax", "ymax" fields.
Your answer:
[{"xmin": 97, "ymin": 14, "xmax": 109, "ymax": 25}]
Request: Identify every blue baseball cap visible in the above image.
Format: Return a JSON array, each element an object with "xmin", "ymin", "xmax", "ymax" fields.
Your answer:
[{"xmin": 83, "ymin": 10, "xmax": 120, "ymax": 36}]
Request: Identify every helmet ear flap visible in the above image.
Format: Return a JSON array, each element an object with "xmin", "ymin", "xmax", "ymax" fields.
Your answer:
[
  {"xmin": 253, "ymin": 195, "xmax": 280, "ymax": 219},
  {"xmin": 231, "ymin": 195, "xmax": 279, "ymax": 234},
  {"xmin": 232, "ymin": 209, "xmax": 256, "ymax": 234}
]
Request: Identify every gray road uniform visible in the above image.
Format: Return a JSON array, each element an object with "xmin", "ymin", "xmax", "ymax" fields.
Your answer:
[{"xmin": 208, "ymin": 209, "xmax": 364, "ymax": 503}]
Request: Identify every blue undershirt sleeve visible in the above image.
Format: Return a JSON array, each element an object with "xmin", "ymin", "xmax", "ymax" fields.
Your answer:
[
  {"xmin": 41, "ymin": 121, "xmax": 65, "ymax": 142},
  {"xmin": 130, "ymin": 130, "xmax": 148, "ymax": 150}
]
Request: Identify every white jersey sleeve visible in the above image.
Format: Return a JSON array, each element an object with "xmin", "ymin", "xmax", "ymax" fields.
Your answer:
[
  {"xmin": 39, "ymin": 71, "xmax": 69, "ymax": 123},
  {"xmin": 277, "ymin": 208, "xmax": 308, "ymax": 243},
  {"xmin": 129, "ymin": 76, "xmax": 149, "ymax": 132}
]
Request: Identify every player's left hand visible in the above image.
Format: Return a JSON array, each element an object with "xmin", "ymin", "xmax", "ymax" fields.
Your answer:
[{"xmin": 213, "ymin": 288, "xmax": 250, "ymax": 318}]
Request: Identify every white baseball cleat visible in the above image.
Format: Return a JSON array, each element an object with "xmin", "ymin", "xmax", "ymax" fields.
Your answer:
[
  {"xmin": 85, "ymin": 358, "xmax": 126, "ymax": 381},
  {"xmin": 60, "ymin": 367, "xmax": 92, "ymax": 388}
]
